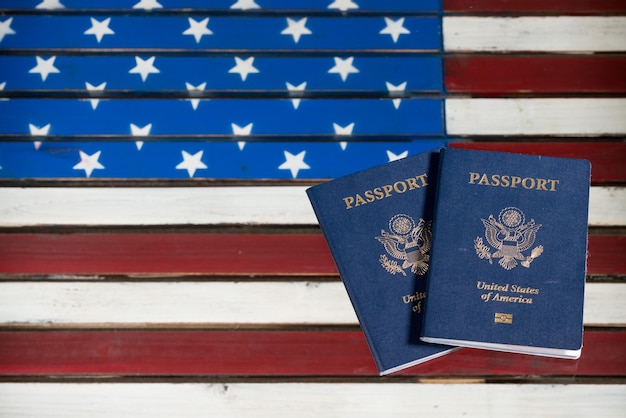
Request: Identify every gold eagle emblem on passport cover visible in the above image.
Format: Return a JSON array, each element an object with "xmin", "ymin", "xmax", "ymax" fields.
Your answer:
[
  {"xmin": 474, "ymin": 207, "xmax": 543, "ymax": 270},
  {"xmin": 376, "ymin": 214, "xmax": 431, "ymax": 276}
]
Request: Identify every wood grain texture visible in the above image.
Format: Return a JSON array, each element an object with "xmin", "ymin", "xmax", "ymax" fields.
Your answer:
[
  {"xmin": 0, "ymin": 282, "xmax": 622, "ymax": 327},
  {"xmin": 449, "ymin": 142, "xmax": 626, "ymax": 183},
  {"xmin": 0, "ymin": 186, "xmax": 624, "ymax": 227},
  {"xmin": 0, "ymin": 16, "xmax": 441, "ymax": 52},
  {"xmin": 0, "ymin": 55, "xmax": 442, "ymax": 93},
  {"xmin": 445, "ymin": 98, "xmax": 626, "ymax": 135},
  {"xmin": 443, "ymin": 0, "xmax": 626, "ymax": 13},
  {"xmin": 443, "ymin": 17, "xmax": 626, "ymax": 52},
  {"xmin": 0, "ymin": 0, "xmax": 440, "ymax": 13},
  {"xmin": 0, "ymin": 330, "xmax": 622, "ymax": 377},
  {"xmin": 0, "ymin": 383, "xmax": 624, "ymax": 418},
  {"xmin": 0, "ymin": 234, "xmax": 622, "ymax": 276},
  {"xmin": 1, "ymin": 2, "xmax": 623, "ymax": 414},
  {"xmin": 445, "ymin": 55, "xmax": 626, "ymax": 95},
  {"xmin": 0, "ymin": 98, "xmax": 444, "ymax": 136}
]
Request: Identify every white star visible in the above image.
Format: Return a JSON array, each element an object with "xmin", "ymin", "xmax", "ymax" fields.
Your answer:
[
  {"xmin": 185, "ymin": 82, "xmax": 207, "ymax": 110},
  {"xmin": 29, "ymin": 123, "xmax": 50, "ymax": 136},
  {"xmin": 278, "ymin": 150, "xmax": 310, "ymax": 178},
  {"xmin": 129, "ymin": 56, "xmax": 160, "ymax": 82},
  {"xmin": 84, "ymin": 17, "xmax": 114, "ymax": 43},
  {"xmin": 230, "ymin": 0, "xmax": 261, "ymax": 10},
  {"xmin": 36, "ymin": 0, "xmax": 64, "ymax": 9},
  {"xmin": 328, "ymin": 57, "xmax": 359, "ymax": 82},
  {"xmin": 379, "ymin": 17, "xmax": 410, "ymax": 43},
  {"xmin": 386, "ymin": 81, "xmax": 407, "ymax": 109},
  {"xmin": 387, "ymin": 150, "xmax": 409, "ymax": 162},
  {"xmin": 29, "ymin": 123, "xmax": 50, "ymax": 150},
  {"xmin": 333, "ymin": 122, "xmax": 354, "ymax": 135},
  {"xmin": 183, "ymin": 17, "xmax": 213, "ymax": 43},
  {"xmin": 232, "ymin": 123, "xmax": 253, "ymax": 150},
  {"xmin": 333, "ymin": 122, "xmax": 354, "ymax": 150},
  {"xmin": 176, "ymin": 150, "xmax": 207, "ymax": 178},
  {"xmin": 328, "ymin": 0, "xmax": 358, "ymax": 11},
  {"xmin": 29, "ymin": 56, "xmax": 60, "ymax": 82},
  {"xmin": 73, "ymin": 150, "xmax": 104, "ymax": 177},
  {"xmin": 0, "ymin": 18, "xmax": 16, "ymax": 42},
  {"xmin": 281, "ymin": 18, "xmax": 312, "ymax": 43},
  {"xmin": 133, "ymin": 0, "xmax": 162, "ymax": 10},
  {"xmin": 232, "ymin": 122, "xmax": 253, "ymax": 136},
  {"xmin": 286, "ymin": 81, "xmax": 306, "ymax": 109},
  {"xmin": 228, "ymin": 57, "xmax": 259, "ymax": 81},
  {"xmin": 130, "ymin": 123, "xmax": 152, "ymax": 150},
  {"xmin": 84, "ymin": 81, "xmax": 106, "ymax": 110}
]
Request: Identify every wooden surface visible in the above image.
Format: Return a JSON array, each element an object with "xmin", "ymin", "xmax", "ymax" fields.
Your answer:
[
  {"xmin": 0, "ymin": 281, "xmax": 623, "ymax": 327},
  {"xmin": 0, "ymin": 233, "xmax": 623, "ymax": 276},
  {"xmin": 0, "ymin": 1, "xmax": 625, "ymax": 416},
  {"xmin": 1, "ymin": 330, "xmax": 624, "ymax": 377},
  {"xmin": 1, "ymin": 384, "xmax": 624, "ymax": 418},
  {"xmin": 0, "ymin": 186, "xmax": 624, "ymax": 226}
]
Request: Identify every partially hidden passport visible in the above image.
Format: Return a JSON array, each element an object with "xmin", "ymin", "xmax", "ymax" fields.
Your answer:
[
  {"xmin": 306, "ymin": 150, "xmax": 454, "ymax": 375},
  {"xmin": 421, "ymin": 148, "xmax": 591, "ymax": 359}
]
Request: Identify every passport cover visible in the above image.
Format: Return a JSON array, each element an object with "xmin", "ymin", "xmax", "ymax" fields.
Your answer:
[
  {"xmin": 306, "ymin": 150, "xmax": 454, "ymax": 375},
  {"xmin": 421, "ymin": 148, "xmax": 591, "ymax": 359}
]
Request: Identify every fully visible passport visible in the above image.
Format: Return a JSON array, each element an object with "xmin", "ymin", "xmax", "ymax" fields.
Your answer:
[
  {"xmin": 306, "ymin": 150, "xmax": 454, "ymax": 375},
  {"xmin": 421, "ymin": 148, "xmax": 591, "ymax": 359}
]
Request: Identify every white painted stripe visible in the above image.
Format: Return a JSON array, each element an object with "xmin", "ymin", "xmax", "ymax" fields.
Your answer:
[
  {"xmin": 0, "ymin": 282, "xmax": 622, "ymax": 327},
  {"xmin": 443, "ymin": 17, "xmax": 626, "ymax": 52},
  {"xmin": 589, "ymin": 187, "xmax": 626, "ymax": 227},
  {"xmin": 1, "ymin": 383, "xmax": 624, "ymax": 418},
  {"xmin": 446, "ymin": 99, "xmax": 626, "ymax": 136},
  {"xmin": 0, "ymin": 186, "xmax": 623, "ymax": 226},
  {"xmin": 0, "ymin": 186, "xmax": 314, "ymax": 226}
]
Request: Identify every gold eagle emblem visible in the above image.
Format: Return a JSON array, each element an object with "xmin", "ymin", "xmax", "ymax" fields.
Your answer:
[
  {"xmin": 376, "ymin": 214, "xmax": 431, "ymax": 276},
  {"xmin": 474, "ymin": 207, "xmax": 543, "ymax": 270}
]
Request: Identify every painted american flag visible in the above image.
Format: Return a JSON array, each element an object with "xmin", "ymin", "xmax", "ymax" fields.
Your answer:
[
  {"xmin": 0, "ymin": 0, "xmax": 450, "ymax": 179},
  {"xmin": 1, "ymin": 1, "xmax": 625, "ymax": 179},
  {"xmin": 0, "ymin": 1, "xmax": 625, "ymax": 415}
]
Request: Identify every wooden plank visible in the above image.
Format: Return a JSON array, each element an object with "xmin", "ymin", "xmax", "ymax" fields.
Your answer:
[
  {"xmin": 0, "ymin": 234, "xmax": 622, "ymax": 276},
  {"xmin": 0, "ymin": 141, "xmax": 447, "ymax": 180},
  {"xmin": 445, "ymin": 98, "xmax": 626, "ymax": 135},
  {"xmin": 0, "ymin": 186, "xmax": 624, "ymax": 227},
  {"xmin": 6, "ymin": 0, "xmax": 626, "ymax": 14},
  {"xmin": 0, "ymin": 0, "xmax": 441, "ymax": 12},
  {"xmin": 0, "ymin": 141, "xmax": 620, "ymax": 181},
  {"xmin": 0, "ymin": 330, "xmax": 622, "ymax": 377},
  {"xmin": 12, "ymin": 55, "xmax": 626, "ymax": 94},
  {"xmin": 0, "ymin": 383, "xmax": 624, "ymax": 417},
  {"xmin": 0, "ymin": 233, "xmax": 338, "ymax": 276},
  {"xmin": 443, "ymin": 17, "xmax": 626, "ymax": 52},
  {"xmin": 0, "ymin": 282, "xmax": 622, "ymax": 327},
  {"xmin": 0, "ymin": 186, "xmax": 314, "ymax": 226},
  {"xmin": 0, "ymin": 16, "xmax": 441, "ymax": 51},
  {"xmin": 0, "ymin": 55, "xmax": 441, "ymax": 93},
  {"xmin": 0, "ymin": 98, "xmax": 444, "ymax": 136},
  {"xmin": 449, "ymin": 142, "xmax": 626, "ymax": 183},
  {"xmin": 444, "ymin": 0, "xmax": 626, "ymax": 14},
  {"xmin": 445, "ymin": 55, "xmax": 626, "ymax": 95}
]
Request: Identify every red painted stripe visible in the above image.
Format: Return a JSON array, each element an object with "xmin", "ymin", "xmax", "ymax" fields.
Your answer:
[
  {"xmin": 445, "ymin": 56, "xmax": 626, "ymax": 96},
  {"xmin": 0, "ymin": 234, "xmax": 623, "ymax": 276},
  {"xmin": 588, "ymin": 235, "xmax": 626, "ymax": 276},
  {"xmin": 449, "ymin": 142, "xmax": 626, "ymax": 183},
  {"xmin": 0, "ymin": 233, "xmax": 336, "ymax": 276},
  {"xmin": 444, "ymin": 0, "xmax": 626, "ymax": 14},
  {"xmin": 0, "ymin": 330, "xmax": 622, "ymax": 377}
]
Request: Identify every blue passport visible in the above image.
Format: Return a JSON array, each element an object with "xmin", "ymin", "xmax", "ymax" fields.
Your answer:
[
  {"xmin": 421, "ymin": 148, "xmax": 591, "ymax": 359},
  {"xmin": 306, "ymin": 150, "xmax": 455, "ymax": 375}
]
